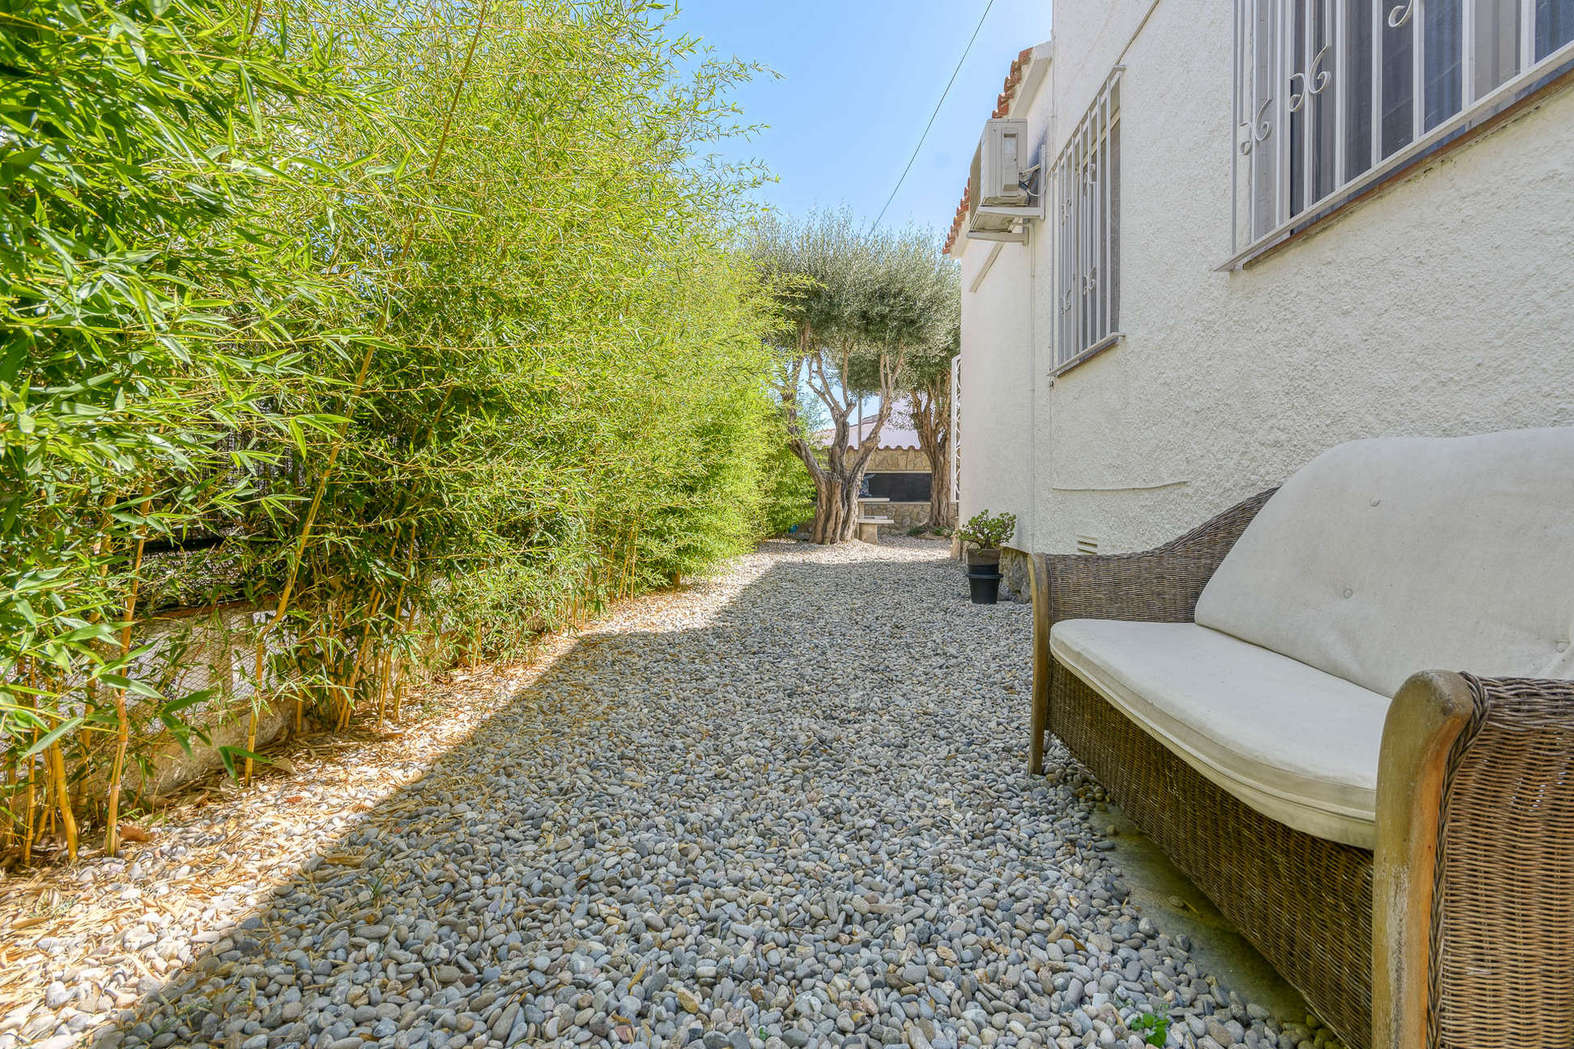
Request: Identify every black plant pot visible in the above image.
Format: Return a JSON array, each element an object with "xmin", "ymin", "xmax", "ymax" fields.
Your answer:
[{"xmin": 967, "ymin": 564, "xmax": 1001, "ymax": 604}]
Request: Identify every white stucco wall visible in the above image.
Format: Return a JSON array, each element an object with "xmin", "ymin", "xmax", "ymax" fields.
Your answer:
[
  {"xmin": 956, "ymin": 234, "xmax": 1036, "ymax": 539},
  {"xmin": 954, "ymin": 2, "xmax": 1574, "ymax": 556}
]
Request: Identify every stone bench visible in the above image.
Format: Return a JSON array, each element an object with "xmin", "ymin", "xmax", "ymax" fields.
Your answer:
[{"xmin": 857, "ymin": 517, "xmax": 894, "ymax": 543}]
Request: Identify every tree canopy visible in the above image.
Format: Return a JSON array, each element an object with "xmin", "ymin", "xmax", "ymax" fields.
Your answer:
[{"xmin": 754, "ymin": 211, "xmax": 959, "ymax": 541}]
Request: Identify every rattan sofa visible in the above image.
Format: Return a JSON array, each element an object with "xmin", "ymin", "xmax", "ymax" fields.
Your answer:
[{"xmin": 1024, "ymin": 427, "xmax": 1574, "ymax": 1049}]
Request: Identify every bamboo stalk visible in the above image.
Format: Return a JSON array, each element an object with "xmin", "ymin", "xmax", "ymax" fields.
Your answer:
[
  {"xmin": 244, "ymin": 1, "xmax": 491, "ymax": 783},
  {"xmin": 1, "ymin": 765, "xmax": 12, "ymax": 854},
  {"xmin": 21, "ymin": 661, "xmax": 38, "ymax": 865},
  {"xmin": 624, "ymin": 524, "xmax": 639, "ymax": 598},
  {"xmin": 46, "ymin": 741, "xmax": 78, "ymax": 862},
  {"xmin": 105, "ymin": 483, "xmax": 153, "ymax": 858},
  {"xmin": 387, "ymin": 534, "xmax": 419, "ymax": 724},
  {"xmin": 386, "ymin": 545, "xmax": 423, "ymax": 726},
  {"xmin": 373, "ymin": 648, "xmax": 392, "ymax": 727},
  {"xmin": 338, "ymin": 590, "xmax": 385, "ymax": 731},
  {"xmin": 22, "ymin": 743, "xmax": 36, "ymax": 867},
  {"xmin": 324, "ymin": 587, "xmax": 350, "ymax": 726},
  {"xmin": 65, "ymin": 489, "xmax": 121, "ymax": 818}
]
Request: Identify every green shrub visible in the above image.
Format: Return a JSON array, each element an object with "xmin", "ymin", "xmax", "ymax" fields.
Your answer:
[
  {"xmin": 759, "ymin": 426, "xmax": 817, "ymax": 537},
  {"xmin": 1130, "ymin": 1012, "xmax": 1170, "ymax": 1047},
  {"xmin": 958, "ymin": 510, "xmax": 1017, "ymax": 550},
  {"xmin": 0, "ymin": 0, "xmax": 783, "ymax": 859}
]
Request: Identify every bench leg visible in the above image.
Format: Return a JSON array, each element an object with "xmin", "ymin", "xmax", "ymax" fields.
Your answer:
[{"xmin": 1027, "ymin": 552, "xmax": 1050, "ymax": 775}]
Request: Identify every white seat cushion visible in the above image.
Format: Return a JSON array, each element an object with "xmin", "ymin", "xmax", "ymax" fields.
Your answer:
[
  {"xmin": 1194, "ymin": 427, "xmax": 1574, "ymax": 698},
  {"xmin": 1051, "ymin": 619, "xmax": 1390, "ymax": 848}
]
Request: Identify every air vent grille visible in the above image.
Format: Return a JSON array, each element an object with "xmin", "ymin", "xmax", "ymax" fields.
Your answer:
[{"xmin": 1076, "ymin": 535, "xmax": 1099, "ymax": 555}]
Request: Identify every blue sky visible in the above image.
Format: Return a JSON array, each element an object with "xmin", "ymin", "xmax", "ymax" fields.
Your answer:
[{"xmin": 668, "ymin": 0, "xmax": 1054, "ymax": 240}]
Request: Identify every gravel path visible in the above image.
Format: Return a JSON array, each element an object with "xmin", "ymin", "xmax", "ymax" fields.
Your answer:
[{"xmin": 3, "ymin": 539, "xmax": 1340, "ymax": 1049}]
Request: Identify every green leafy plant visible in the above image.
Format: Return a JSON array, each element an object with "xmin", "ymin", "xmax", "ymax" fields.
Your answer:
[
  {"xmin": 0, "ymin": 0, "xmax": 358, "ymax": 861},
  {"xmin": 958, "ymin": 510, "xmax": 1017, "ymax": 551},
  {"xmin": 759, "ymin": 421, "xmax": 818, "ymax": 537},
  {"xmin": 1, "ymin": 0, "xmax": 789, "ymax": 864},
  {"xmin": 1130, "ymin": 1012, "xmax": 1170, "ymax": 1047}
]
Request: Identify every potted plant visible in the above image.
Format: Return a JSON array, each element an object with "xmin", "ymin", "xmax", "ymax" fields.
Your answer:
[{"xmin": 958, "ymin": 509, "xmax": 1016, "ymax": 604}]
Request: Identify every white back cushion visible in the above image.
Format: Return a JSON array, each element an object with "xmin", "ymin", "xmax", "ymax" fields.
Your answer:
[{"xmin": 1194, "ymin": 427, "xmax": 1574, "ymax": 697}]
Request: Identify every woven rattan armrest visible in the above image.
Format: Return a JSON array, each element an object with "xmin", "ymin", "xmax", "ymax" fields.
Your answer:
[
  {"xmin": 1374, "ymin": 671, "xmax": 1574, "ymax": 1049},
  {"xmin": 1024, "ymin": 487, "xmax": 1278, "ymax": 773}
]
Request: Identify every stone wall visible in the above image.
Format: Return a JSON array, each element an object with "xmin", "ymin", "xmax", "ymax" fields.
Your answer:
[
  {"xmin": 112, "ymin": 604, "xmax": 296, "ymax": 798},
  {"xmin": 0, "ymin": 604, "xmax": 297, "ymax": 827},
  {"xmin": 857, "ymin": 498, "xmax": 930, "ymax": 533},
  {"xmin": 999, "ymin": 548, "xmax": 1031, "ymax": 604},
  {"xmin": 860, "ymin": 447, "xmax": 936, "ymax": 534},
  {"xmin": 865, "ymin": 447, "xmax": 929, "ymax": 473},
  {"xmin": 884, "ymin": 502, "xmax": 931, "ymax": 530}
]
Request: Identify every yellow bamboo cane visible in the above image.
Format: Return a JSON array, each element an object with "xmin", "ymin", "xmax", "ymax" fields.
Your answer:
[
  {"xmin": 22, "ymin": 736, "xmax": 36, "ymax": 867},
  {"xmin": 46, "ymin": 740, "xmax": 78, "ymax": 862},
  {"xmin": 105, "ymin": 483, "xmax": 153, "ymax": 858},
  {"xmin": 338, "ymin": 589, "xmax": 385, "ymax": 731},
  {"xmin": 243, "ymin": 0, "xmax": 492, "ymax": 783}
]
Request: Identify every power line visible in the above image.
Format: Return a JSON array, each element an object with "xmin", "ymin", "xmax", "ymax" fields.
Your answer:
[{"xmin": 870, "ymin": 0, "xmax": 997, "ymax": 232}]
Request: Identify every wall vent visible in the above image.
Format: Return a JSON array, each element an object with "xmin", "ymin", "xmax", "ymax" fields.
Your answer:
[{"xmin": 1076, "ymin": 535, "xmax": 1099, "ymax": 555}]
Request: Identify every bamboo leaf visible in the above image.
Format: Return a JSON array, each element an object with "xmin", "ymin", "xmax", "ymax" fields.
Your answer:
[
  {"xmin": 20, "ymin": 718, "xmax": 86, "ymax": 760},
  {"xmin": 218, "ymin": 745, "xmax": 268, "ymax": 779}
]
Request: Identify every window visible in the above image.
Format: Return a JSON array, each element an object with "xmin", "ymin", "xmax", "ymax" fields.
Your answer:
[
  {"xmin": 1231, "ymin": 0, "xmax": 1574, "ymax": 253},
  {"xmin": 1051, "ymin": 71, "xmax": 1121, "ymax": 369}
]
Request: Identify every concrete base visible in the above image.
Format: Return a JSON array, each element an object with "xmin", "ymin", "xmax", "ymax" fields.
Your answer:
[
  {"xmin": 1099, "ymin": 800, "xmax": 1319, "ymax": 1030},
  {"xmin": 997, "ymin": 547, "xmax": 1030, "ymax": 603},
  {"xmin": 857, "ymin": 518, "xmax": 892, "ymax": 544}
]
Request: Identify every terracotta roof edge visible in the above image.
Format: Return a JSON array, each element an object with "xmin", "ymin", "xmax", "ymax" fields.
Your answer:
[{"xmin": 944, "ymin": 45, "xmax": 1041, "ymax": 256}]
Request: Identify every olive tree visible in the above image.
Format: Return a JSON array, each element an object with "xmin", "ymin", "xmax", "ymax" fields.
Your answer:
[
  {"xmin": 903, "ymin": 287, "xmax": 960, "ymax": 530},
  {"xmin": 756, "ymin": 213, "xmax": 955, "ymax": 544}
]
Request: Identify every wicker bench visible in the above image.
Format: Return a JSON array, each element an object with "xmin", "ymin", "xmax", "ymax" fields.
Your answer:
[{"xmin": 1025, "ymin": 427, "xmax": 1574, "ymax": 1049}]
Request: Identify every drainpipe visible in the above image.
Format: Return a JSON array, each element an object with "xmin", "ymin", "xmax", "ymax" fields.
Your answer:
[{"xmin": 1026, "ymin": 215, "xmax": 1037, "ymax": 554}]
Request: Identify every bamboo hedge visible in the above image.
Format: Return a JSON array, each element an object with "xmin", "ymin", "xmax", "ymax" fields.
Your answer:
[{"xmin": 0, "ymin": 0, "xmax": 803, "ymax": 863}]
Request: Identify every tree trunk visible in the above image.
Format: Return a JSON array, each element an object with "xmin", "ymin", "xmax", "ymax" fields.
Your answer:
[
  {"xmin": 812, "ymin": 476, "xmax": 861, "ymax": 544},
  {"xmin": 776, "ymin": 328, "xmax": 902, "ymax": 546},
  {"xmin": 910, "ymin": 375, "xmax": 955, "ymax": 531},
  {"xmin": 928, "ymin": 443, "xmax": 955, "ymax": 530}
]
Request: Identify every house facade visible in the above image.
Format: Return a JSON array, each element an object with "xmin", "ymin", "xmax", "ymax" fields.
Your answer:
[{"xmin": 948, "ymin": 3, "xmax": 1574, "ymax": 570}]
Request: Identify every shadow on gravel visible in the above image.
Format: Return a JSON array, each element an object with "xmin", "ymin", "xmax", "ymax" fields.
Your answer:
[{"xmin": 87, "ymin": 543, "xmax": 1042, "ymax": 1049}]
